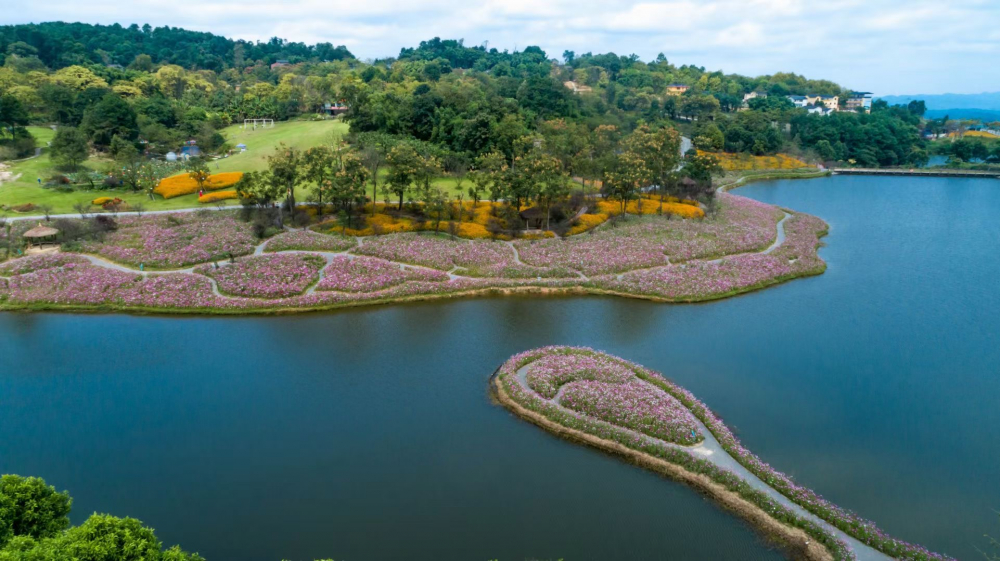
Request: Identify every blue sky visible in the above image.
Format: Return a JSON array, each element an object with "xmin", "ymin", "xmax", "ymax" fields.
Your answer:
[{"xmin": 7, "ymin": 0, "xmax": 999, "ymax": 95}]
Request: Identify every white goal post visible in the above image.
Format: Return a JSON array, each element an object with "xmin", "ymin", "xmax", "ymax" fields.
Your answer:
[{"xmin": 242, "ymin": 119, "xmax": 275, "ymax": 130}]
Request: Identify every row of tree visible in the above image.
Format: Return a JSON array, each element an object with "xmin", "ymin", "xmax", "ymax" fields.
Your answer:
[{"xmin": 237, "ymin": 121, "xmax": 719, "ymax": 234}]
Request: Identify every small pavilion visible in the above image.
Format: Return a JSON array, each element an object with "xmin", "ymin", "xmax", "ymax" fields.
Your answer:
[{"xmin": 22, "ymin": 223, "xmax": 60, "ymax": 251}]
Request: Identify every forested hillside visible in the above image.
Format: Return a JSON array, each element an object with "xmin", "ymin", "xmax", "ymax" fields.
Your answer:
[{"xmin": 0, "ymin": 23, "xmax": 928, "ymax": 192}]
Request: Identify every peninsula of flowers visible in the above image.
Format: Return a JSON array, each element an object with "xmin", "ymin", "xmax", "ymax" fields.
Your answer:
[
  {"xmin": 0, "ymin": 193, "xmax": 829, "ymax": 313},
  {"xmin": 494, "ymin": 347, "xmax": 951, "ymax": 561}
]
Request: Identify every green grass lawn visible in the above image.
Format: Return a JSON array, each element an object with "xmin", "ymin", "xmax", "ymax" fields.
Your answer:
[
  {"xmin": 0, "ymin": 121, "xmax": 351, "ymax": 215},
  {"xmin": 211, "ymin": 119, "xmax": 349, "ymax": 174}
]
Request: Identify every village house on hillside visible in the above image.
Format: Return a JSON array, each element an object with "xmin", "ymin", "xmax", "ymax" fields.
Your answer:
[
  {"xmin": 666, "ymin": 83, "xmax": 690, "ymax": 96},
  {"xmin": 740, "ymin": 91, "xmax": 767, "ymax": 110},
  {"xmin": 788, "ymin": 95, "xmax": 840, "ymax": 110},
  {"xmin": 846, "ymin": 92, "xmax": 874, "ymax": 113}
]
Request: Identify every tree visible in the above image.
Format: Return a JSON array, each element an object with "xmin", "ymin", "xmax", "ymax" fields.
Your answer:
[
  {"xmin": 329, "ymin": 148, "xmax": 370, "ymax": 226},
  {"xmin": 80, "ymin": 94, "xmax": 138, "ymax": 149},
  {"xmin": 385, "ymin": 143, "xmax": 422, "ymax": 210},
  {"xmin": 604, "ymin": 150, "xmax": 651, "ymax": 214},
  {"xmin": 681, "ymin": 152, "xmax": 723, "ymax": 200},
  {"xmin": 267, "ymin": 144, "xmax": 303, "ymax": 211},
  {"xmin": 185, "ymin": 158, "xmax": 211, "ymax": 193},
  {"xmin": 474, "ymin": 151, "xmax": 508, "ymax": 202},
  {"xmin": 621, "ymin": 125, "xmax": 681, "ymax": 207},
  {"xmin": 0, "ymin": 475, "xmax": 72, "ymax": 546},
  {"xmin": 355, "ymin": 132, "xmax": 395, "ymax": 216},
  {"xmin": 236, "ymin": 171, "xmax": 282, "ymax": 209},
  {"xmin": 49, "ymin": 127, "xmax": 89, "ymax": 171},
  {"xmin": 303, "ymin": 145, "xmax": 338, "ymax": 214},
  {"xmin": 523, "ymin": 151, "xmax": 566, "ymax": 230},
  {"xmin": 0, "ymin": 95, "xmax": 28, "ymax": 139},
  {"xmin": 679, "ymin": 94, "xmax": 721, "ymax": 121}
]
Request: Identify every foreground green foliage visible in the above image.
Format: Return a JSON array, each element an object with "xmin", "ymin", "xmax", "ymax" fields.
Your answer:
[{"xmin": 0, "ymin": 475, "xmax": 202, "ymax": 561}]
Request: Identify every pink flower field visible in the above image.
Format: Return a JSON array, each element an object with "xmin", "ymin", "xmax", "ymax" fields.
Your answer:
[
  {"xmin": 197, "ymin": 254, "xmax": 326, "ymax": 298},
  {"xmin": 0, "ymin": 193, "xmax": 831, "ymax": 313},
  {"xmin": 315, "ymin": 256, "xmax": 448, "ymax": 292},
  {"xmin": 264, "ymin": 230, "xmax": 356, "ymax": 253},
  {"xmin": 83, "ymin": 212, "xmax": 258, "ymax": 269},
  {"xmin": 521, "ymin": 352, "xmax": 701, "ymax": 445}
]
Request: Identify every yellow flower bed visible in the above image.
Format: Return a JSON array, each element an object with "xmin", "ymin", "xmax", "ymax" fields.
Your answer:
[
  {"xmin": 960, "ymin": 130, "xmax": 1000, "ymax": 139},
  {"xmin": 154, "ymin": 172, "xmax": 244, "ymax": 199},
  {"xmin": 698, "ymin": 150, "xmax": 809, "ymax": 171},
  {"xmin": 566, "ymin": 213, "xmax": 609, "ymax": 236},
  {"xmin": 92, "ymin": 197, "xmax": 114, "ymax": 206},
  {"xmin": 198, "ymin": 190, "xmax": 238, "ymax": 204}
]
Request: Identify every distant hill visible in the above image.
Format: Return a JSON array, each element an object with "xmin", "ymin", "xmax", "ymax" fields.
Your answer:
[
  {"xmin": 879, "ymin": 92, "xmax": 1000, "ymax": 112},
  {"xmin": 0, "ymin": 22, "xmax": 354, "ymax": 71},
  {"xmin": 924, "ymin": 108, "xmax": 1000, "ymax": 121}
]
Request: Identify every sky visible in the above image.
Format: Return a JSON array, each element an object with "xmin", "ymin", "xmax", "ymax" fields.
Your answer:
[{"xmin": 7, "ymin": 0, "xmax": 1000, "ymax": 95}]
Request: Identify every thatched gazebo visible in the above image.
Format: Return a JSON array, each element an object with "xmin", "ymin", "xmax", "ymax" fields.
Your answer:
[{"xmin": 23, "ymin": 223, "xmax": 60, "ymax": 250}]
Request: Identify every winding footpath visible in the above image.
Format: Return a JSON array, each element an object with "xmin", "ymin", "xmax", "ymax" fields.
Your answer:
[{"xmin": 512, "ymin": 362, "xmax": 890, "ymax": 561}]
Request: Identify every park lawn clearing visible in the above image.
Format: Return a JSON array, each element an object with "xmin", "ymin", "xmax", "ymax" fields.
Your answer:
[{"xmin": 211, "ymin": 119, "xmax": 350, "ymax": 174}]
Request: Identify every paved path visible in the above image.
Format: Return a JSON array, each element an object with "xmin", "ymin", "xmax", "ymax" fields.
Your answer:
[{"xmin": 513, "ymin": 363, "xmax": 890, "ymax": 561}]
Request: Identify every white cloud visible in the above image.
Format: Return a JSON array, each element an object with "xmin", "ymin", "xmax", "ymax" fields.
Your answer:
[{"xmin": 4, "ymin": 0, "xmax": 999, "ymax": 94}]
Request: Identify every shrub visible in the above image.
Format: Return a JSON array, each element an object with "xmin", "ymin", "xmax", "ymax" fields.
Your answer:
[
  {"xmin": 154, "ymin": 172, "xmax": 244, "ymax": 199},
  {"xmin": 198, "ymin": 190, "xmax": 237, "ymax": 204},
  {"xmin": 92, "ymin": 197, "xmax": 113, "ymax": 206},
  {"xmin": 697, "ymin": 150, "xmax": 809, "ymax": 171}
]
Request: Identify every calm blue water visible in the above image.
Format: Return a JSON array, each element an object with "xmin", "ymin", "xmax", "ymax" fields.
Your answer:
[{"xmin": 1, "ymin": 175, "xmax": 998, "ymax": 560}]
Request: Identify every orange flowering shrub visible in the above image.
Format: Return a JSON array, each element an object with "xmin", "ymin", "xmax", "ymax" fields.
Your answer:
[
  {"xmin": 960, "ymin": 130, "xmax": 999, "ymax": 139},
  {"xmin": 199, "ymin": 190, "xmax": 238, "ymax": 204},
  {"xmin": 205, "ymin": 172, "xmax": 244, "ymax": 189},
  {"xmin": 698, "ymin": 150, "xmax": 808, "ymax": 171},
  {"xmin": 154, "ymin": 172, "xmax": 244, "ymax": 199},
  {"xmin": 521, "ymin": 231, "xmax": 557, "ymax": 240},
  {"xmin": 566, "ymin": 213, "xmax": 608, "ymax": 236}
]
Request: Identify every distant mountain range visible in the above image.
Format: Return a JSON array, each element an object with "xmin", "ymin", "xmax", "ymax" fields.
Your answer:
[{"xmin": 879, "ymin": 92, "xmax": 1000, "ymax": 121}]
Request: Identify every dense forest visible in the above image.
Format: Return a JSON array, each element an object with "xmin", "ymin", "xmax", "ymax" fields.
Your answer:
[{"xmin": 0, "ymin": 23, "xmax": 932, "ymax": 194}]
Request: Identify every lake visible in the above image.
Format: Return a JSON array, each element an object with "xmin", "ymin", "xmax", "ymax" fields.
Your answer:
[{"xmin": 1, "ymin": 174, "xmax": 998, "ymax": 560}]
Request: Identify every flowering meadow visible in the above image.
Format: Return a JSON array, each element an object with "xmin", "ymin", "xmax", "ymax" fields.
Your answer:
[
  {"xmin": 0, "ymin": 193, "xmax": 832, "ymax": 313},
  {"xmin": 354, "ymin": 233, "xmax": 574, "ymax": 278},
  {"xmin": 0, "ymin": 253, "xmax": 89, "ymax": 276},
  {"xmin": 264, "ymin": 230, "xmax": 356, "ymax": 253},
  {"xmin": 82, "ymin": 212, "xmax": 258, "ymax": 269},
  {"xmin": 315, "ymin": 256, "xmax": 448, "ymax": 292},
  {"xmin": 522, "ymin": 352, "xmax": 701, "ymax": 444},
  {"xmin": 513, "ymin": 194, "xmax": 784, "ymax": 275},
  {"xmin": 496, "ymin": 347, "xmax": 952, "ymax": 561},
  {"xmin": 197, "ymin": 254, "xmax": 326, "ymax": 298}
]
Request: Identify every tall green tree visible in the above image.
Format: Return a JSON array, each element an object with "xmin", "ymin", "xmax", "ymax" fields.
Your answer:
[
  {"xmin": 267, "ymin": 144, "xmax": 304, "ymax": 211},
  {"xmin": 49, "ymin": 127, "xmax": 89, "ymax": 170},
  {"xmin": 80, "ymin": 94, "xmax": 138, "ymax": 149},
  {"xmin": 236, "ymin": 170, "xmax": 282, "ymax": 208},
  {"xmin": 385, "ymin": 143, "xmax": 422, "ymax": 210}
]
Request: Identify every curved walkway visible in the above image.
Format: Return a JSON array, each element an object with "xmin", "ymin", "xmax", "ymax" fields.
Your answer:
[{"xmin": 513, "ymin": 362, "xmax": 889, "ymax": 561}]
